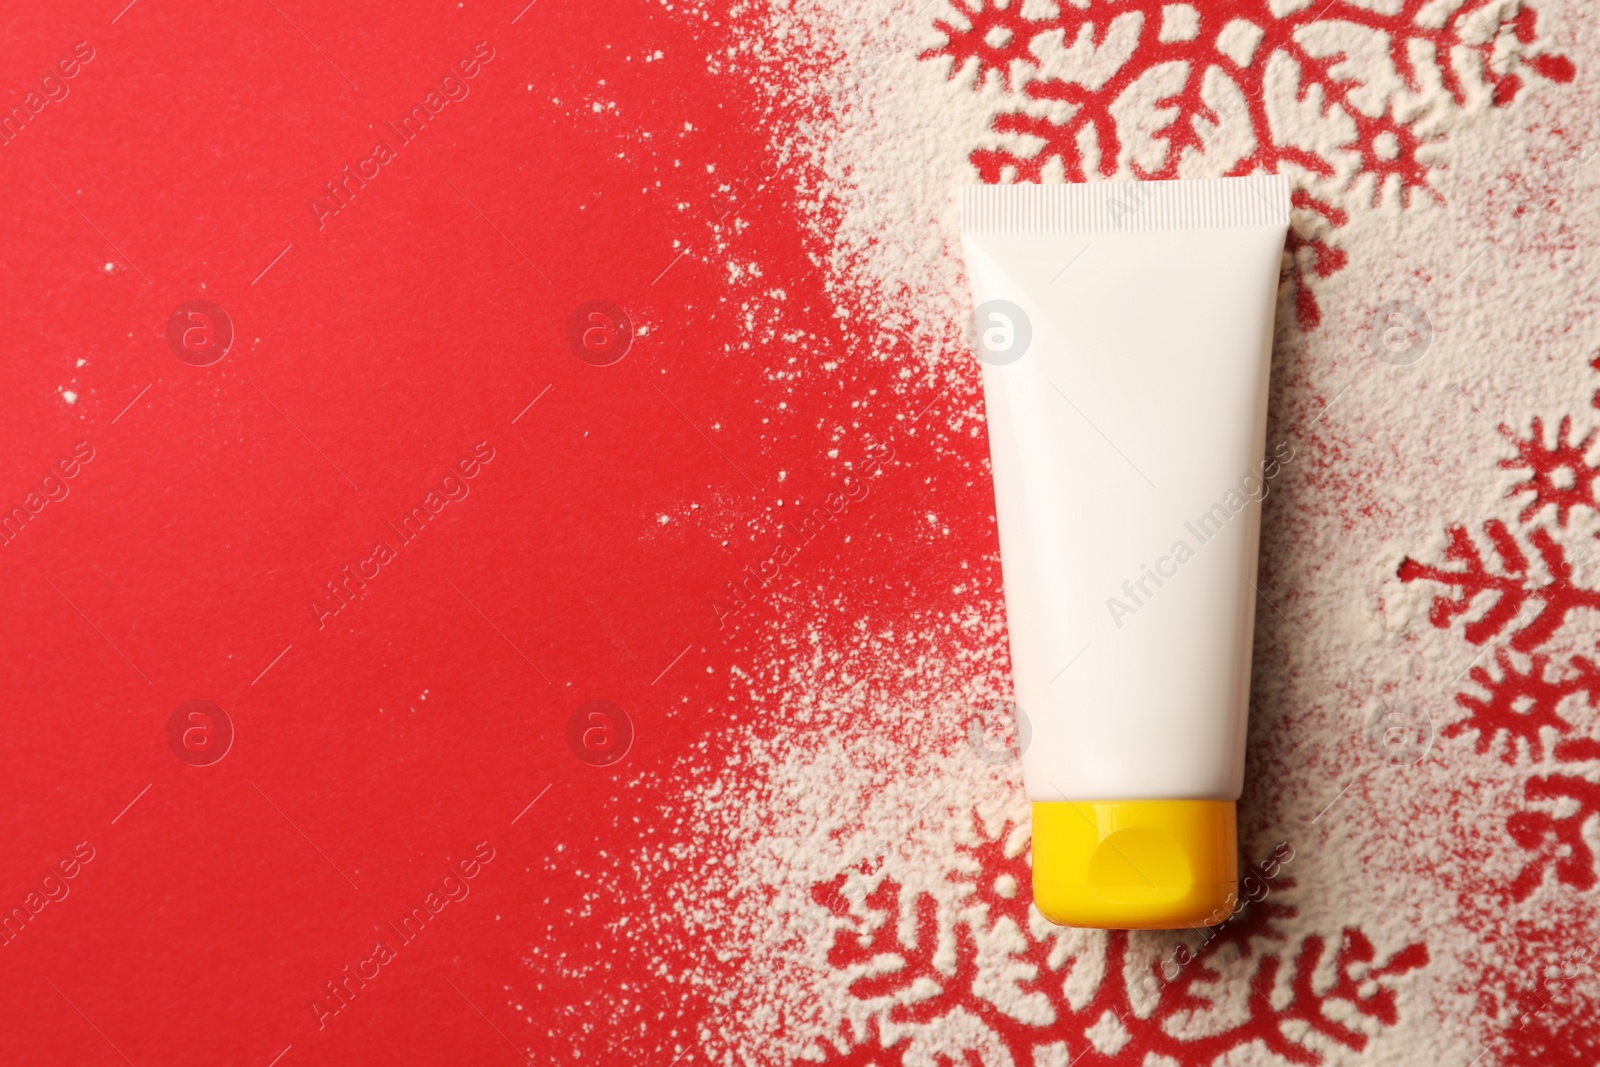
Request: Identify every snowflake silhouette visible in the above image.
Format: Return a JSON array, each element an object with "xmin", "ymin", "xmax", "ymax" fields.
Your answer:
[
  {"xmin": 1502, "ymin": 415, "xmax": 1600, "ymax": 525},
  {"xmin": 799, "ymin": 817, "xmax": 1427, "ymax": 1065},
  {"xmin": 922, "ymin": 0, "xmax": 1574, "ymax": 329},
  {"xmin": 1450, "ymin": 648, "xmax": 1600, "ymax": 763},
  {"xmin": 1397, "ymin": 519, "xmax": 1600, "ymax": 652},
  {"xmin": 1401, "ymin": 368, "xmax": 1600, "ymax": 904}
]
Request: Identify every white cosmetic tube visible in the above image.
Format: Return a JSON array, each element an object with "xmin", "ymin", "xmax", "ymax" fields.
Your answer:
[{"xmin": 960, "ymin": 176, "xmax": 1291, "ymax": 929}]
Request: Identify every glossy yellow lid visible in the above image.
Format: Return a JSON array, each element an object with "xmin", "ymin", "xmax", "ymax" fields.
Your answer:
[{"xmin": 1031, "ymin": 800, "xmax": 1238, "ymax": 929}]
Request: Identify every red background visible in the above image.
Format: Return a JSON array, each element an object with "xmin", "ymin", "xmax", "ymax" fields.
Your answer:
[
  {"xmin": 14, "ymin": 1, "xmax": 1589, "ymax": 1063},
  {"xmin": 0, "ymin": 1, "xmax": 969, "ymax": 1062}
]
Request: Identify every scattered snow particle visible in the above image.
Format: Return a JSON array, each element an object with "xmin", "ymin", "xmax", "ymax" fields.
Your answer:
[
  {"xmin": 1159, "ymin": 3, "xmax": 1200, "ymax": 42},
  {"xmin": 983, "ymin": 26, "xmax": 1013, "ymax": 49},
  {"xmin": 1086, "ymin": 1010, "xmax": 1131, "ymax": 1056}
]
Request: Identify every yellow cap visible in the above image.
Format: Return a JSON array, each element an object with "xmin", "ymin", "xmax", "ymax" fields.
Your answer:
[{"xmin": 1031, "ymin": 800, "xmax": 1238, "ymax": 929}]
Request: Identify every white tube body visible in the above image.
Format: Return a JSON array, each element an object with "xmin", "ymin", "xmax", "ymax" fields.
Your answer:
[{"xmin": 961, "ymin": 177, "xmax": 1290, "ymax": 803}]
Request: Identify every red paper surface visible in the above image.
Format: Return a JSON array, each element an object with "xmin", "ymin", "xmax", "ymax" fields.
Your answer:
[
  {"xmin": 0, "ymin": 2, "xmax": 929, "ymax": 1062},
  {"xmin": 6, "ymin": 1, "xmax": 1598, "ymax": 1064}
]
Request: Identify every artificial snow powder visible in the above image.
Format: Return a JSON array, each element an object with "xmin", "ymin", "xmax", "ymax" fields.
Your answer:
[{"xmin": 623, "ymin": 1, "xmax": 1600, "ymax": 1063}]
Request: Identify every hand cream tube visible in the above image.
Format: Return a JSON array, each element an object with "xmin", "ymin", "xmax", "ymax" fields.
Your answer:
[{"xmin": 960, "ymin": 176, "xmax": 1290, "ymax": 929}]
